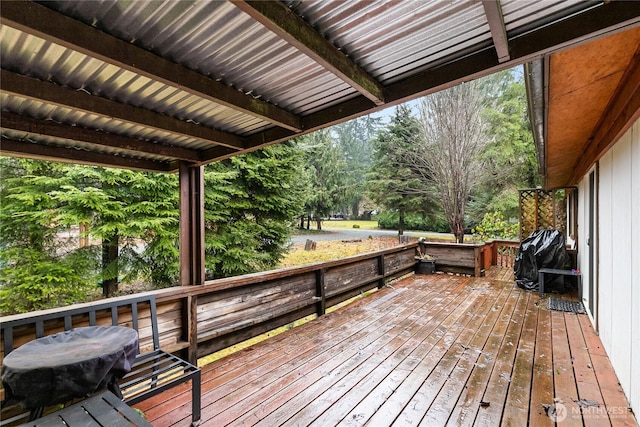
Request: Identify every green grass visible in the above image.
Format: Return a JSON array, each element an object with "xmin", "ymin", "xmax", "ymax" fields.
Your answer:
[{"xmin": 312, "ymin": 220, "xmax": 380, "ymax": 230}]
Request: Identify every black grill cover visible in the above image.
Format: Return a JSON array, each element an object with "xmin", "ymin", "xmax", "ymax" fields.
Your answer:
[
  {"xmin": 2, "ymin": 326, "xmax": 138, "ymax": 409},
  {"xmin": 514, "ymin": 229, "xmax": 570, "ymax": 292}
]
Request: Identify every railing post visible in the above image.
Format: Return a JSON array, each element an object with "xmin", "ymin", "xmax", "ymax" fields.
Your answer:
[
  {"xmin": 315, "ymin": 269, "xmax": 326, "ymax": 316},
  {"xmin": 491, "ymin": 240, "xmax": 498, "ymax": 266},
  {"xmin": 474, "ymin": 246, "xmax": 482, "ymax": 277},
  {"xmin": 184, "ymin": 295, "xmax": 198, "ymax": 365},
  {"xmin": 377, "ymin": 254, "xmax": 385, "ymax": 288}
]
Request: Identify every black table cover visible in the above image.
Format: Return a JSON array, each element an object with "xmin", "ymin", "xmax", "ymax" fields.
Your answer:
[{"xmin": 2, "ymin": 326, "xmax": 138, "ymax": 409}]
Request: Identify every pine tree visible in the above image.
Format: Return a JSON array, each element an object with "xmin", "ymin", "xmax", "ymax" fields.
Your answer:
[
  {"xmin": 333, "ymin": 115, "xmax": 381, "ymax": 218},
  {"xmin": 0, "ymin": 159, "xmax": 99, "ymax": 313},
  {"xmin": 297, "ymin": 130, "xmax": 348, "ymax": 230},
  {"xmin": 1, "ymin": 142, "xmax": 305, "ymax": 312},
  {"xmin": 204, "ymin": 142, "xmax": 305, "ymax": 278},
  {"xmin": 367, "ymin": 105, "xmax": 429, "ymax": 235}
]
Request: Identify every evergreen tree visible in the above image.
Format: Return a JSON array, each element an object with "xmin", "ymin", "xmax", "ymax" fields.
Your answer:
[
  {"xmin": 52, "ymin": 166, "xmax": 180, "ymax": 295},
  {"xmin": 367, "ymin": 105, "xmax": 429, "ymax": 235},
  {"xmin": 297, "ymin": 130, "xmax": 348, "ymax": 230},
  {"xmin": 333, "ymin": 115, "xmax": 381, "ymax": 218},
  {"xmin": 0, "ymin": 159, "xmax": 99, "ymax": 313},
  {"xmin": 1, "ymin": 142, "xmax": 305, "ymax": 312},
  {"xmin": 204, "ymin": 142, "xmax": 305, "ymax": 278},
  {"xmin": 473, "ymin": 69, "xmax": 540, "ymax": 221}
]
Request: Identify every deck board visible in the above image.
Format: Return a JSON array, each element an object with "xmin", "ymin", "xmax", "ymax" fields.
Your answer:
[
  {"xmin": 422, "ymin": 281, "xmax": 513, "ymax": 426},
  {"xmin": 136, "ymin": 268, "xmax": 637, "ymax": 427},
  {"xmin": 551, "ymin": 310, "xmax": 582, "ymax": 427},
  {"xmin": 501, "ymin": 293, "xmax": 538, "ymax": 426}
]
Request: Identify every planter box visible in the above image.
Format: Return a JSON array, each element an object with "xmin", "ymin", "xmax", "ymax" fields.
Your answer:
[{"xmin": 416, "ymin": 242, "xmax": 485, "ymax": 276}]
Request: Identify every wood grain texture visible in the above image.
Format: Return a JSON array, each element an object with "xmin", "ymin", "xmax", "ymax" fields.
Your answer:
[{"xmin": 57, "ymin": 267, "xmax": 633, "ymax": 427}]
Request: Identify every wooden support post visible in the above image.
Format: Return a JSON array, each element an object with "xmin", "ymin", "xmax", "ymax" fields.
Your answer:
[
  {"xmin": 179, "ymin": 163, "xmax": 203, "ymax": 364},
  {"xmin": 179, "ymin": 161, "xmax": 205, "ymax": 286},
  {"xmin": 184, "ymin": 295, "xmax": 198, "ymax": 365},
  {"xmin": 377, "ymin": 254, "xmax": 386, "ymax": 289},
  {"xmin": 474, "ymin": 246, "xmax": 484, "ymax": 277},
  {"xmin": 315, "ymin": 269, "xmax": 326, "ymax": 316},
  {"xmin": 491, "ymin": 241, "xmax": 498, "ymax": 266}
]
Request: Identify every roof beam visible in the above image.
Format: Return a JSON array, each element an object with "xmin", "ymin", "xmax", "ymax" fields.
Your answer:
[
  {"xmin": 0, "ymin": 139, "xmax": 174, "ymax": 172},
  {"xmin": 233, "ymin": 0, "xmax": 386, "ymax": 106},
  {"xmin": 0, "ymin": 111, "xmax": 203, "ymax": 162},
  {"xmin": 227, "ymin": 0, "xmax": 640, "ymax": 162},
  {"xmin": 0, "ymin": 0, "xmax": 304, "ymax": 132},
  {"xmin": 1, "ymin": 70, "xmax": 245, "ymax": 151},
  {"xmin": 483, "ymin": 0, "xmax": 510, "ymax": 63}
]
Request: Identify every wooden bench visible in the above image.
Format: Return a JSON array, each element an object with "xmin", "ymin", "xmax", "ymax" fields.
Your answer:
[
  {"xmin": 538, "ymin": 267, "xmax": 582, "ymax": 298},
  {"xmin": 17, "ymin": 391, "xmax": 152, "ymax": 427},
  {"xmin": 1, "ymin": 294, "xmax": 201, "ymax": 426}
]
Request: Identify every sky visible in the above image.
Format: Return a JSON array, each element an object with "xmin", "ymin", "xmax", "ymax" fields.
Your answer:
[{"xmin": 368, "ymin": 64, "xmax": 524, "ymax": 124}]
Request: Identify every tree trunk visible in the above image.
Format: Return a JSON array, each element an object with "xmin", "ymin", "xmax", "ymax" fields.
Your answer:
[
  {"xmin": 316, "ymin": 218, "xmax": 322, "ymax": 230},
  {"xmin": 299, "ymin": 216, "xmax": 305, "ymax": 230},
  {"xmin": 454, "ymin": 221, "xmax": 465, "ymax": 243},
  {"xmin": 398, "ymin": 207, "xmax": 405, "ymax": 235},
  {"xmin": 351, "ymin": 200, "xmax": 359, "ymax": 219},
  {"xmin": 306, "ymin": 214, "xmax": 311, "ymax": 230},
  {"xmin": 101, "ymin": 232, "xmax": 119, "ymax": 298}
]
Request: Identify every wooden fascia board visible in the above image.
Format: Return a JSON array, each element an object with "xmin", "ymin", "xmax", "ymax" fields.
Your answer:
[
  {"xmin": 221, "ymin": 1, "xmax": 640, "ymax": 164},
  {"xmin": 0, "ymin": 139, "xmax": 173, "ymax": 172},
  {"xmin": 1, "ymin": 70, "xmax": 245, "ymax": 151},
  {"xmin": 483, "ymin": 0, "xmax": 510, "ymax": 63},
  {"xmin": 233, "ymin": 0, "xmax": 386, "ymax": 106},
  {"xmin": 0, "ymin": 111, "xmax": 203, "ymax": 162},
  {"xmin": 570, "ymin": 47, "xmax": 640, "ymax": 186},
  {"xmin": 0, "ymin": 0, "xmax": 303, "ymax": 132}
]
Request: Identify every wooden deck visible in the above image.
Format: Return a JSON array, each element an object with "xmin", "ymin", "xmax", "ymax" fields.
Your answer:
[{"xmin": 136, "ymin": 268, "xmax": 637, "ymax": 426}]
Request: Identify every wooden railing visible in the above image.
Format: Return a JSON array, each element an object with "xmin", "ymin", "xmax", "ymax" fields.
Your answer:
[
  {"xmin": 0, "ymin": 239, "xmax": 522, "ymax": 372},
  {"xmin": 486, "ymin": 239, "xmax": 520, "ymax": 268},
  {"xmin": 0, "ymin": 243, "xmax": 417, "ymax": 366}
]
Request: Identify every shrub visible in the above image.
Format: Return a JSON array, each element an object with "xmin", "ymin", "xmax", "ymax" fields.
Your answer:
[
  {"xmin": 377, "ymin": 211, "xmax": 449, "ymax": 232},
  {"xmin": 472, "ymin": 211, "xmax": 518, "ymax": 241},
  {"xmin": 0, "ymin": 248, "xmax": 99, "ymax": 315}
]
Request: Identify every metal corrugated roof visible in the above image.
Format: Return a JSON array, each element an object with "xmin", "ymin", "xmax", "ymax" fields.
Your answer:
[
  {"xmin": 0, "ymin": 24, "xmax": 272, "ymax": 137},
  {"xmin": 290, "ymin": 0, "xmax": 492, "ymax": 83},
  {"xmin": 1, "ymin": 0, "xmax": 638, "ymax": 171},
  {"xmin": 45, "ymin": 0, "xmax": 351, "ymax": 114}
]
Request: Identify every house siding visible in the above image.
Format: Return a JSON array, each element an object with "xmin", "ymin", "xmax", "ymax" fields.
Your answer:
[{"xmin": 578, "ymin": 118, "xmax": 640, "ymax": 413}]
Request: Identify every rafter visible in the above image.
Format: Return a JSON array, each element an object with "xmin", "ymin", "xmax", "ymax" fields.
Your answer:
[
  {"xmin": 1, "ymin": 70, "xmax": 244, "ymax": 151},
  {"xmin": 233, "ymin": 0, "xmax": 386, "ymax": 106},
  {"xmin": 483, "ymin": 0, "xmax": 510, "ymax": 63},
  {"xmin": 0, "ymin": 139, "xmax": 174, "ymax": 172},
  {"xmin": 0, "ymin": 0, "xmax": 304, "ymax": 132},
  {"xmin": 218, "ymin": 0, "xmax": 640, "ymax": 164},
  {"xmin": 1, "ymin": 111, "xmax": 203, "ymax": 162}
]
